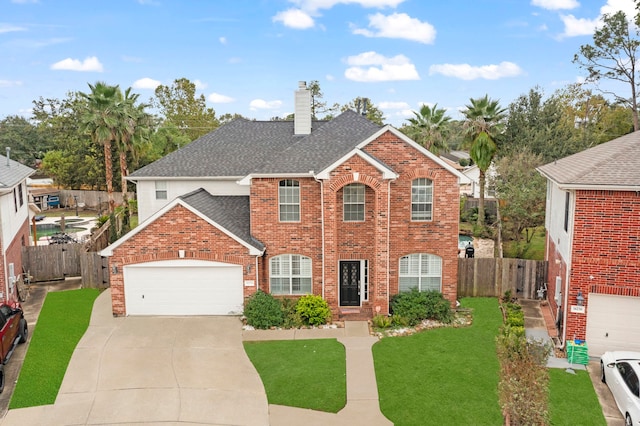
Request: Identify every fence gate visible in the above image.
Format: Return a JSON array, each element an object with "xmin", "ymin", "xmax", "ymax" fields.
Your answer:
[
  {"xmin": 457, "ymin": 258, "xmax": 547, "ymax": 299},
  {"xmin": 22, "ymin": 244, "xmax": 84, "ymax": 282}
]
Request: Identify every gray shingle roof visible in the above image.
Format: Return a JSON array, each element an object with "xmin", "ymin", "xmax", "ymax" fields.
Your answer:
[
  {"xmin": 130, "ymin": 110, "xmax": 381, "ymax": 178},
  {"xmin": 537, "ymin": 130, "xmax": 640, "ymax": 188},
  {"xmin": 0, "ymin": 155, "xmax": 35, "ymax": 188},
  {"xmin": 179, "ymin": 189, "xmax": 264, "ymax": 251}
]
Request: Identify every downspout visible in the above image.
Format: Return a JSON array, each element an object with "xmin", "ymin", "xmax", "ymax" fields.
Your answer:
[
  {"xmin": 255, "ymin": 255, "xmax": 260, "ymax": 289},
  {"xmin": 559, "ymin": 190, "xmax": 575, "ymax": 349},
  {"xmin": 313, "ymin": 174, "xmax": 326, "ymax": 299},
  {"xmin": 386, "ymin": 179, "xmax": 392, "ymax": 310}
]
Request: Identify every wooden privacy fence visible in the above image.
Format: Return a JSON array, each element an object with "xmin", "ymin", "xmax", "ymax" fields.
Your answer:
[{"xmin": 458, "ymin": 258, "xmax": 547, "ymax": 299}]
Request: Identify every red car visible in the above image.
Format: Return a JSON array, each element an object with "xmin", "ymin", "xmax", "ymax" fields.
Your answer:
[{"xmin": 0, "ymin": 302, "xmax": 27, "ymax": 392}]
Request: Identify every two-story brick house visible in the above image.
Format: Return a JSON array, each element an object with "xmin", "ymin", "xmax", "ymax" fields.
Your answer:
[
  {"xmin": 537, "ymin": 131, "xmax": 640, "ymax": 356},
  {"xmin": 102, "ymin": 82, "xmax": 466, "ymax": 318}
]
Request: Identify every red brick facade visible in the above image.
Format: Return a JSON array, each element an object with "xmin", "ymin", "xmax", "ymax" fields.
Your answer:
[
  {"xmin": 547, "ymin": 190, "xmax": 640, "ymax": 341},
  {"xmin": 109, "ymin": 205, "xmax": 259, "ymax": 316},
  {"xmin": 251, "ymin": 130, "xmax": 459, "ymax": 318},
  {"xmin": 112, "ymin": 130, "xmax": 461, "ymax": 317}
]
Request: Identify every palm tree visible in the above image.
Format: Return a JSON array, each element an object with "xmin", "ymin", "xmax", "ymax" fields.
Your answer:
[
  {"xmin": 405, "ymin": 103, "xmax": 452, "ymax": 155},
  {"xmin": 80, "ymin": 82, "xmax": 121, "ymax": 213},
  {"xmin": 462, "ymin": 95, "xmax": 506, "ymax": 228},
  {"xmin": 114, "ymin": 88, "xmax": 151, "ymax": 202}
]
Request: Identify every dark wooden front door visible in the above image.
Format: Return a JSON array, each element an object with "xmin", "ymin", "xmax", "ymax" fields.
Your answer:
[{"xmin": 340, "ymin": 261, "xmax": 360, "ymax": 306}]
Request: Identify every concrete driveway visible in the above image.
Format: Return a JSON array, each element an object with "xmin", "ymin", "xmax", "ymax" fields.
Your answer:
[{"xmin": 2, "ymin": 290, "xmax": 269, "ymax": 425}]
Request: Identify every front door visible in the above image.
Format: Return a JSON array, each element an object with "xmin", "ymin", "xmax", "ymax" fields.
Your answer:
[{"xmin": 340, "ymin": 261, "xmax": 360, "ymax": 306}]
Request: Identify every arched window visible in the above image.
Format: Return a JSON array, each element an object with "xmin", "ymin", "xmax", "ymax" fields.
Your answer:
[
  {"xmin": 399, "ymin": 253, "xmax": 442, "ymax": 292},
  {"xmin": 411, "ymin": 178, "xmax": 433, "ymax": 221},
  {"xmin": 270, "ymin": 254, "xmax": 312, "ymax": 295},
  {"xmin": 279, "ymin": 180, "xmax": 300, "ymax": 222}
]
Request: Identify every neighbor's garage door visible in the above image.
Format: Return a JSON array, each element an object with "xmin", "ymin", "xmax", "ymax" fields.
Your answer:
[
  {"xmin": 586, "ymin": 294, "xmax": 640, "ymax": 357},
  {"xmin": 124, "ymin": 259, "xmax": 243, "ymax": 316}
]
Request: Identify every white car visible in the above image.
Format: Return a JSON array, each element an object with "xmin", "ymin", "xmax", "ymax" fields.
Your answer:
[{"xmin": 601, "ymin": 351, "xmax": 640, "ymax": 426}]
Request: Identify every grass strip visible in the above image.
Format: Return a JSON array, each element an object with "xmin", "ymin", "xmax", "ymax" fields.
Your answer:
[
  {"xmin": 10, "ymin": 288, "xmax": 100, "ymax": 408},
  {"xmin": 548, "ymin": 368, "xmax": 606, "ymax": 425},
  {"xmin": 244, "ymin": 339, "xmax": 346, "ymax": 413}
]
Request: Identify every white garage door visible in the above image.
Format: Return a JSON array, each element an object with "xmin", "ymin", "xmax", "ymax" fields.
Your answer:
[
  {"xmin": 586, "ymin": 294, "xmax": 640, "ymax": 357},
  {"xmin": 124, "ymin": 259, "xmax": 243, "ymax": 316}
]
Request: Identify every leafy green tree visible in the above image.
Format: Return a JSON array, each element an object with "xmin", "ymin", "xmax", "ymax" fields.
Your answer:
[
  {"xmin": 308, "ymin": 80, "xmax": 339, "ymax": 119},
  {"xmin": 574, "ymin": 10, "xmax": 640, "ymax": 130},
  {"xmin": 501, "ymin": 87, "xmax": 578, "ymax": 163},
  {"xmin": 218, "ymin": 112, "xmax": 247, "ymax": 125},
  {"xmin": 0, "ymin": 116, "xmax": 48, "ymax": 167},
  {"xmin": 491, "ymin": 148, "xmax": 546, "ymax": 257},
  {"xmin": 339, "ymin": 97, "xmax": 385, "ymax": 125},
  {"xmin": 152, "ymin": 78, "xmax": 218, "ymax": 141},
  {"xmin": 402, "ymin": 104, "xmax": 451, "ymax": 154},
  {"xmin": 79, "ymin": 81, "xmax": 122, "ymax": 213},
  {"xmin": 462, "ymin": 95, "xmax": 506, "ymax": 228},
  {"xmin": 33, "ymin": 93, "xmax": 106, "ymax": 190}
]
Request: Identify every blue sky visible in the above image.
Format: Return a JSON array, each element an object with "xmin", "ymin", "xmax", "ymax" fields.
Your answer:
[{"xmin": 0, "ymin": 0, "xmax": 637, "ymax": 126}]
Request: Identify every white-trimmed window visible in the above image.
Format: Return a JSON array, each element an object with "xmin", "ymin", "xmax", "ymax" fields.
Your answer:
[
  {"xmin": 411, "ymin": 178, "xmax": 433, "ymax": 221},
  {"xmin": 155, "ymin": 181, "xmax": 167, "ymax": 200},
  {"xmin": 343, "ymin": 183, "xmax": 365, "ymax": 221},
  {"xmin": 279, "ymin": 180, "xmax": 300, "ymax": 222},
  {"xmin": 399, "ymin": 253, "xmax": 442, "ymax": 292},
  {"xmin": 270, "ymin": 254, "xmax": 312, "ymax": 295}
]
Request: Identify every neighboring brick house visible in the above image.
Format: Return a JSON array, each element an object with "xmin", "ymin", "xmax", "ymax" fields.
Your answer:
[
  {"xmin": 102, "ymin": 82, "xmax": 466, "ymax": 318},
  {"xmin": 0, "ymin": 153, "xmax": 35, "ymax": 304},
  {"xmin": 537, "ymin": 131, "xmax": 640, "ymax": 357}
]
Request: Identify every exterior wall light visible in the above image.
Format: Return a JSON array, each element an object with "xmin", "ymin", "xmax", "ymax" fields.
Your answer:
[{"xmin": 576, "ymin": 290, "xmax": 585, "ymax": 306}]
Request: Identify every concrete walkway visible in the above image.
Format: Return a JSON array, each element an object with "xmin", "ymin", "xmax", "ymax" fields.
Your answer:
[{"xmin": 243, "ymin": 322, "xmax": 393, "ymax": 426}]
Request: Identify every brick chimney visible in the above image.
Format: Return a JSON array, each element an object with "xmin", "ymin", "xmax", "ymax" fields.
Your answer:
[{"xmin": 294, "ymin": 81, "xmax": 311, "ymax": 135}]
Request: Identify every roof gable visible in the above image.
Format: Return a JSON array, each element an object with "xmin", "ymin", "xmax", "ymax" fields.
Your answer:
[
  {"xmin": 538, "ymin": 130, "xmax": 640, "ymax": 190},
  {"xmin": 102, "ymin": 189, "xmax": 264, "ymax": 256}
]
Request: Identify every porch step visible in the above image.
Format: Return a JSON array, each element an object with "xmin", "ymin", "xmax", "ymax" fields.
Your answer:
[{"xmin": 338, "ymin": 306, "xmax": 373, "ymax": 321}]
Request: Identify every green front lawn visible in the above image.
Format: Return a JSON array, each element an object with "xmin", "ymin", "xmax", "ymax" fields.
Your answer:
[
  {"xmin": 375, "ymin": 298, "xmax": 503, "ymax": 425},
  {"xmin": 245, "ymin": 298, "xmax": 605, "ymax": 426},
  {"xmin": 244, "ymin": 339, "xmax": 346, "ymax": 412},
  {"xmin": 10, "ymin": 288, "xmax": 100, "ymax": 408}
]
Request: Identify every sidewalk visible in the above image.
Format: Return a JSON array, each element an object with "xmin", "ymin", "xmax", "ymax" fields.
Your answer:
[{"xmin": 243, "ymin": 322, "xmax": 393, "ymax": 426}]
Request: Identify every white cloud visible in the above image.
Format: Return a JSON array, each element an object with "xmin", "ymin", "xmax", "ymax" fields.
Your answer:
[
  {"xmin": 531, "ymin": 0, "xmax": 579, "ymax": 10},
  {"xmin": 193, "ymin": 79, "xmax": 207, "ymax": 89},
  {"xmin": 0, "ymin": 80, "xmax": 23, "ymax": 88},
  {"xmin": 560, "ymin": 0, "xmax": 636, "ymax": 38},
  {"xmin": 0, "ymin": 23, "xmax": 27, "ymax": 33},
  {"xmin": 378, "ymin": 101, "xmax": 410, "ymax": 109},
  {"xmin": 132, "ymin": 77, "xmax": 161, "ymax": 89},
  {"xmin": 249, "ymin": 99, "xmax": 283, "ymax": 110},
  {"xmin": 344, "ymin": 51, "xmax": 420, "ymax": 82},
  {"xmin": 352, "ymin": 12, "xmax": 436, "ymax": 44},
  {"xmin": 219, "ymin": 36, "xmax": 227, "ymax": 44},
  {"xmin": 429, "ymin": 61, "xmax": 523, "ymax": 80},
  {"xmin": 273, "ymin": 8, "xmax": 315, "ymax": 29},
  {"xmin": 208, "ymin": 92, "xmax": 235, "ymax": 103},
  {"xmin": 50, "ymin": 56, "xmax": 103, "ymax": 72},
  {"xmin": 559, "ymin": 14, "xmax": 598, "ymax": 36}
]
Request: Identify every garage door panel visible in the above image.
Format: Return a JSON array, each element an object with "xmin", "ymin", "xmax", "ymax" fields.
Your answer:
[
  {"xmin": 586, "ymin": 294, "xmax": 640, "ymax": 357},
  {"xmin": 124, "ymin": 261, "xmax": 243, "ymax": 316}
]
